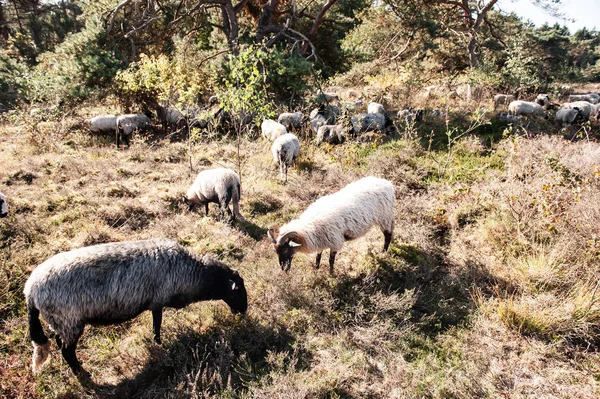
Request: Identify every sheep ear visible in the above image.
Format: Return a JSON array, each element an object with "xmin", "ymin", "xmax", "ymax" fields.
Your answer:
[
  {"xmin": 229, "ymin": 279, "xmax": 238, "ymax": 291},
  {"xmin": 289, "ymin": 240, "xmax": 302, "ymax": 248}
]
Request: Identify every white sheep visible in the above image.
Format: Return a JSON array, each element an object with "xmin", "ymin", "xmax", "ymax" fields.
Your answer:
[
  {"xmin": 493, "ymin": 94, "xmax": 514, "ymax": 110},
  {"xmin": 555, "ymin": 108, "xmax": 584, "ymax": 125},
  {"xmin": 116, "ymin": 113, "xmax": 152, "ymax": 148},
  {"xmin": 88, "ymin": 114, "xmax": 117, "ymax": 134},
  {"xmin": 0, "ymin": 192, "xmax": 7, "ymax": 218},
  {"xmin": 368, "ymin": 102, "xmax": 385, "ymax": 115},
  {"xmin": 261, "ymin": 119, "xmax": 288, "ymax": 141},
  {"xmin": 277, "ymin": 112, "xmax": 304, "ymax": 130},
  {"xmin": 316, "ymin": 124, "xmax": 346, "ymax": 145},
  {"xmin": 561, "ymin": 101, "xmax": 596, "ymax": 120},
  {"xmin": 271, "ymin": 133, "xmax": 300, "ymax": 183},
  {"xmin": 267, "ymin": 176, "xmax": 395, "ymax": 273},
  {"xmin": 351, "ymin": 112, "xmax": 386, "ymax": 134},
  {"xmin": 185, "ymin": 168, "xmax": 245, "ymax": 222},
  {"xmin": 508, "ymin": 101, "xmax": 546, "ymax": 117},
  {"xmin": 24, "ymin": 238, "xmax": 247, "ymax": 376}
]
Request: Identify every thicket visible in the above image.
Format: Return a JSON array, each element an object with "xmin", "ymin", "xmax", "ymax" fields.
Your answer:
[{"xmin": 0, "ymin": 0, "xmax": 599, "ymax": 111}]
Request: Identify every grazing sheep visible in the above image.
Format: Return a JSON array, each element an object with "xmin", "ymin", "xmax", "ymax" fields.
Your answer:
[
  {"xmin": 508, "ymin": 101, "xmax": 547, "ymax": 118},
  {"xmin": 351, "ymin": 113, "xmax": 386, "ymax": 134},
  {"xmin": 271, "ymin": 133, "xmax": 300, "ymax": 183},
  {"xmin": 397, "ymin": 107, "xmax": 423, "ymax": 123},
  {"xmin": 555, "ymin": 108, "xmax": 584, "ymax": 125},
  {"xmin": 498, "ymin": 112, "xmax": 521, "ymax": 123},
  {"xmin": 316, "ymin": 124, "xmax": 346, "ymax": 145},
  {"xmin": 493, "ymin": 94, "xmax": 515, "ymax": 110},
  {"xmin": 88, "ymin": 114, "xmax": 117, "ymax": 134},
  {"xmin": 156, "ymin": 105, "xmax": 184, "ymax": 132},
  {"xmin": 367, "ymin": 102, "xmax": 385, "ymax": 115},
  {"xmin": 185, "ymin": 107, "xmax": 210, "ymax": 129},
  {"xmin": 185, "ymin": 168, "xmax": 245, "ymax": 222},
  {"xmin": 561, "ymin": 101, "xmax": 595, "ymax": 120},
  {"xmin": 267, "ymin": 176, "xmax": 395, "ymax": 273},
  {"xmin": 0, "ymin": 192, "xmax": 7, "ymax": 218},
  {"xmin": 310, "ymin": 113, "xmax": 328, "ymax": 135},
  {"xmin": 116, "ymin": 113, "xmax": 152, "ymax": 148},
  {"xmin": 24, "ymin": 238, "xmax": 247, "ymax": 376},
  {"xmin": 536, "ymin": 94, "xmax": 550, "ymax": 107},
  {"xmin": 278, "ymin": 112, "xmax": 304, "ymax": 130},
  {"xmin": 316, "ymin": 89, "xmax": 339, "ymax": 103},
  {"xmin": 569, "ymin": 94, "xmax": 599, "ymax": 104},
  {"xmin": 261, "ymin": 119, "xmax": 288, "ymax": 141}
]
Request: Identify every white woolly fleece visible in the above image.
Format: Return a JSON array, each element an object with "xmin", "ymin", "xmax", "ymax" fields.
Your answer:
[{"xmin": 278, "ymin": 176, "xmax": 395, "ymax": 253}]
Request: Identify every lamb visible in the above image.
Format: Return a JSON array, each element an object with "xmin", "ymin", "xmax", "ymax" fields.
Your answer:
[
  {"xmin": 351, "ymin": 113, "xmax": 386, "ymax": 134},
  {"xmin": 116, "ymin": 113, "xmax": 152, "ymax": 148},
  {"xmin": 261, "ymin": 119, "xmax": 288, "ymax": 141},
  {"xmin": 185, "ymin": 168, "xmax": 245, "ymax": 222},
  {"xmin": 0, "ymin": 192, "xmax": 7, "ymax": 218},
  {"xmin": 316, "ymin": 124, "xmax": 346, "ymax": 145},
  {"xmin": 271, "ymin": 133, "xmax": 300, "ymax": 183},
  {"xmin": 267, "ymin": 176, "xmax": 395, "ymax": 273},
  {"xmin": 87, "ymin": 114, "xmax": 117, "ymax": 134},
  {"xmin": 367, "ymin": 102, "xmax": 385, "ymax": 115},
  {"xmin": 277, "ymin": 112, "xmax": 304, "ymax": 130},
  {"xmin": 24, "ymin": 238, "xmax": 247, "ymax": 376},
  {"xmin": 555, "ymin": 108, "xmax": 584, "ymax": 125},
  {"xmin": 493, "ymin": 94, "xmax": 514, "ymax": 110},
  {"xmin": 508, "ymin": 101, "xmax": 547, "ymax": 117}
]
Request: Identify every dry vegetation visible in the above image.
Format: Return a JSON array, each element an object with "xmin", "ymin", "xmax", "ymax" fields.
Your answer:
[{"xmin": 1, "ymin": 100, "xmax": 600, "ymax": 398}]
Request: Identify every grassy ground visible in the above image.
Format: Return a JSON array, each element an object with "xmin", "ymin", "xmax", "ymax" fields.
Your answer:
[{"xmin": 1, "ymin": 107, "xmax": 600, "ymax": 398}]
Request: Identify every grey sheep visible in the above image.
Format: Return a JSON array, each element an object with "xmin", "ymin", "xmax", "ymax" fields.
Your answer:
[
  {"xmin": 278, "ymin": 112, "xmax": 304, "ymax": 130},
  {"xmin": 156, "ymin": 105, "xmax": 185, "ymax": 132},
  {"xmin": 569, "ymin": 94, "xmax": 599, "ymax": 104},
  {"xmin": 185, "ymin": 168, "xmax": 245, "ymax": 222},
  {"xmin": 367, "ymin": 102, "xmax": 385, "ymax": 115},
  {"xmin": 24, "ymin": 238, "xmax": 247, "ymax": 376},
  {"xmin": 271, "ymin": 133, "xmax": 300, "ymax": 183},
  {"xmin": 316, "ymin": 124, "xmax": 346, "ymax": 145},
  {"xmin": 116, "ymin": 113, "xmax": 152, "ymax": 148},
  {"xmin": 555, "ymin": 108, "xmax": 584, "ymax": 125},
  {"xmin": 87, "ymin": 114, "xmax": 117, "ymax": 134},
  {"xmin": 0, "ymin": 192, "xmax": 7, "ymax": 218},
  {"xmin": 493, "ymin": 94, "xmax": 514, "ymax": 110},
  {"xmin": 351, "ymin": 113, "xmax": 386, "ymax": 134}
]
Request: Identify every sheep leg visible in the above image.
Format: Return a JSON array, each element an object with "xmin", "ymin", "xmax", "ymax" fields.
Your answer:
[
  {"xmin": 329, "ymin": 251, "xmax": 337, "ymax": 274},
  {"xmin": 204, "ymin": 203, "xmax": 209, "ymax": 216},
  {"xmin": 61, "ymin": 331, "xmax": 85, "ymax": 376},
  {"xmin": 152, "ymin": 308, "xmax": 163, "ymax": 344},
  {"xmin": 315, "ymin": 252, "xmax": 322, "ymax": 269},
  {"xmin": 383, "ymin": 231, "xmax": 392, "ymax": 251}
]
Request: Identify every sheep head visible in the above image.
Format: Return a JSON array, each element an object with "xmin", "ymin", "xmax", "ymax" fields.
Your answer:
[{"xmin": 267, "ymin": 229, "xmax": 303, "ymax": 272}]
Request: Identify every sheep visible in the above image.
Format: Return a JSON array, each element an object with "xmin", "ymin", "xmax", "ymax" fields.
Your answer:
[
  {"xmin": 569, "ymin": 94, "xmax": 599, "ymax": 104},
  {"xmin": 316, "ymin": 124, "xmax": 346, "ymax": 145},
  {"xmin": 261, "ymin": 119, "xmax": 288, "ymax": 141},
  {"xmin": 493, "ymin": 94, "xmax": 514, "ymax": 110},
  {"xmin": 87, "ymin": 114, "xmax": 117, "ymax": 134},
  {"xmin": 156, "ymin": 105, "xmax": 184, "ymax": 132},
  {"xmin": 508, "ymin": 101, "xmax": 547, "ymax": 118},
  {"xmin": 498, "ymin": 112, "xmax": 521, "ymax": 123},
  {"xmin": 397, "ymin": 107, "xmax": 423, "ymax": 123},
  {"xmin": 316, "ymin": 89, "xmax": 339, "ymax": 103},
  {"xmin": 0, "ymin": 192, "xmax": 7, "ymax": 218},
  {"xmin": 278, "ymin": 112, "xmax": 304, "ymax": 130},
  {"xmin": 368, "ymin": 102, "xmax": 385, "ymax": 115},
  {"xmin": 116, "ymin": 113, "xmax": 152, "ymax": 148},
  {"xmin": 185, "ymin": 168, "xmax": 245, "ymax": 222},
  {"xmin": 271, "ymin": 133, "xmax": 300, "ymax": 183},
  {"xmin": 561, "ymin": 101, "xmax": 595, "ymax": 120},
  {"xmin": 555, "ymin": 108, "xmax": 584, "ymax": 125},
  {"xmin": 267, "ymin": 176, "xmax": 394, "ymax": 273},
  {"xmin": 536, "ymin": 94, "xmax": 550, "ymax": 107},
  {"xmin": 24, "ymin": 238, "xmax": 247, "ymax": 376},
  {"xmin": 310, "ymin": 114, "xmax": 328, "ymax": 135},
  {"xmin": 351, "ymin": 113, "xmax": 386, "ymax": 134}
]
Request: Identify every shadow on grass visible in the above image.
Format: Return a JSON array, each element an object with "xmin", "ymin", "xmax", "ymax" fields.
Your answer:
[
  {"xmin": 80, "ymin": 315, "xmax": 301, "ymax": 398},
  {"xmin": 236, "ymin": 219, "xmax": 268, "ymax": 242}
]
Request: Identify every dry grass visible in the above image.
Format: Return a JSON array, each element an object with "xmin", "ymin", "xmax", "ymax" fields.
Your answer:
[{"xmin": 1, "ymin": 106, "xmax": 600, "ymax": 398}]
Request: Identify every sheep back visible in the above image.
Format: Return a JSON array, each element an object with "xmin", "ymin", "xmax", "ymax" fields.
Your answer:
[
  {"xmin": 89, "ymin": 114, "xmax": 117, "ymax": 133},
  {"xmin": 271, "ymin": 133, "xmax": 300, "ymax": 165},
  {"xmin": 351, "ymin": 113, "xmax": 386, "ymax": 134},
  {"xmin": 261, "ymin": 119, "xmax": 288, "ymax": 141},
  {"xmin": 186, "ymin": 168, "xmax": 241, "ymax": 207}
]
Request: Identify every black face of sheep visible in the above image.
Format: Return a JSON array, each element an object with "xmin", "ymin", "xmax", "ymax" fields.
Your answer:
[
  {"xmin": 267, "ymin": 230, "xmax": 302, "ymax": 271},
  {"xmin": 0, "ymin": 196, "xmax": 6, "ymax": 218},
  {"xmin": 223, "ymin": 271, "xmax": 248, "ymax": 314}
]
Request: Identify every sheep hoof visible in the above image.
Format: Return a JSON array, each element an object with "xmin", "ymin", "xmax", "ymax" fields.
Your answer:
[{"xmin": 32, "ymin": 341, "xmax": 51, "ymax": 374}]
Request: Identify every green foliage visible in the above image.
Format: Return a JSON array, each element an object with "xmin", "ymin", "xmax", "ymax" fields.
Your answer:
[
  {"xmin": 0, "ymin": 50, "xmax": 28, "ymax": 107},
  {"xmin": 502, "ymin": 35, "xmax": 543, "ymax": 94}
]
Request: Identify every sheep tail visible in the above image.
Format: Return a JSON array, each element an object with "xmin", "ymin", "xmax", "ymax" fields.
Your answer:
[
  {"xmin": 233, "ymin": 183, "xmax": 245, "ymax": 222},
  {"xmin": 28, "ymin": 303, "xmax": 51, "ymax": 374}
]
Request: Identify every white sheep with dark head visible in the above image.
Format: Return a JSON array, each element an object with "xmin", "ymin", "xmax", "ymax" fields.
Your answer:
[
  {"xmin": 116, "ymin": 113, "xmax": 153, "ymax": 148},
  {"xmin": 261, "ymin": 119, "xmax": 288, "ymax": 141},
  {"xmin": 271, "ymin": 133, "xmax": 300, "ymax": 183},
  {"xmin": 277, "ymin": 112, "xmax": 304, "ymax": 130},
  {"xmin": 508, "ymin": 101, "xmax": 547, "ymax": 118},
  {"xmin": 268, "ymin": 176, "xmax": 395, "ymax": 273},
  {"xmin": 24, "ymin": 238, "xmax": 247, "ymax": 377},
  {"xmin": 185, "ymin": 168, "xmax": 245, "ymax": 222}
]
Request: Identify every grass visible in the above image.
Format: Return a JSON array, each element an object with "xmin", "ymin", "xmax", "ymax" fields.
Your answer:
[{"xmin": 1, "ymin": 104, "xmax": 600, "ymax": 398}]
